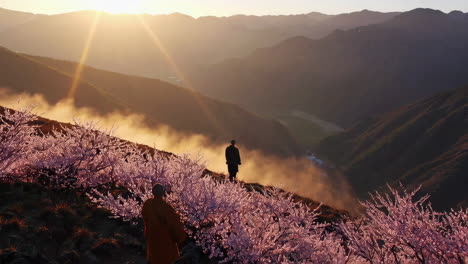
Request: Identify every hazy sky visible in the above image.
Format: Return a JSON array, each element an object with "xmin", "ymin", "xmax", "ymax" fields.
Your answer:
[{"xmin": 1, "ymin": 0, "xmax": 467, "ymax": 17}]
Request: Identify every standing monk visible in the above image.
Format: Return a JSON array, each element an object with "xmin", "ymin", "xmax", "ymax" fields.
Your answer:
[
  {"xmin": 142, "ymin": 184, "xmax": 187, "ymax": 264},
  {"xmin": 225, "ymin": 140, "xmax": 242, "ymax": 182}
]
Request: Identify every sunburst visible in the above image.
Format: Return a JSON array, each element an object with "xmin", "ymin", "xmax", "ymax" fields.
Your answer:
[{"xmin": 94, "ymin": 0, "xmax": 144, "ymax": 14}]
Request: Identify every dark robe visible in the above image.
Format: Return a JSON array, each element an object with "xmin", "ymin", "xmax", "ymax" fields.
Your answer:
[
  {"xmin": 142, "ymin": 197, "xmax": 187, "ymax": 264},
  {"xmin": 225, "ymin": 145, "xmax": 241, "ymax": 180}
]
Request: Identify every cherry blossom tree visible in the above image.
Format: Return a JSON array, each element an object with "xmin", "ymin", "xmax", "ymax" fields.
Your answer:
[
  {"xmin": 0, "ymin": 108, "xmax": 466, "ymax": 264},
  {"xmin": 339, "ymin": 186, "xmax": 468, "ymax": 264},
  {"xmin": 0, "ymin": 107, "xmax": 37, "ymax": 180},
  {"xmin": 27, "ymin": 121, "xmax": 124, "ymax": 190}
]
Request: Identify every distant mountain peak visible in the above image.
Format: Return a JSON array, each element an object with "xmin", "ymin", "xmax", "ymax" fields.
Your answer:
[
  {"xmin": 448, "ymin": 10, "xmax": 468, "ymax": 20},
  {"xmin": 306, "ymin": 11, "xmax": 327, "ymax": 16},
  {"xmin": 52, "ymin": 10, "xmax": 99, "ymax": 17},
  {"xmin": 390, "ymin": 8, "xmax": 453, "ymax": 26},
  {"xmin": 340, "ymin": 9, "xmax": 388, "ymax": 16},
  {"xmin": 167, "ymin": 12, "xmax": 195, "ymax": 19},
  {"xmin": 0, "ymin": 7, "xmax": 41, "ymax": 16},
  {"xmin": 449, "ymin": 10, "xmax": 465, "ymax": 15},
  {"xmin": 397, "ymin": 8, "xmax": 446, "ymax": 18}
]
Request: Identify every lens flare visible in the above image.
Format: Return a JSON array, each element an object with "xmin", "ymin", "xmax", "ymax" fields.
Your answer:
[
  {"xmin": 68, "ymin": 11, "xmax": 101, "ymax": 100},
  {"xmin": 136, "ymin": 15, "xmax": 227, "ymax": 136}
]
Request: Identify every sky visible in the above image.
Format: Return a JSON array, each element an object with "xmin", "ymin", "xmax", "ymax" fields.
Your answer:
[{"xmin": 0, "ymin": 0, "xmax": 467, "ymax": 17}]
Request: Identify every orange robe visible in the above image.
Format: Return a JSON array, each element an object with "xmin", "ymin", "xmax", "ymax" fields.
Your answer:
[{"xmin": 142, "ymin": 197, "xmax": 187, "ymax": 264}]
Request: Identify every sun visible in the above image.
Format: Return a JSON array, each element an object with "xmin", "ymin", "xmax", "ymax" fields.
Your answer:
[{"xmin": 94, "ymin": 0, "xmax": 144, "ymax": 14}]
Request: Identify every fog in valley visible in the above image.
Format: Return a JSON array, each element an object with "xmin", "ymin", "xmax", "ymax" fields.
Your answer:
[{"xmin": 0, "ymin": 90, "xmax": 357, "ymax": 211}]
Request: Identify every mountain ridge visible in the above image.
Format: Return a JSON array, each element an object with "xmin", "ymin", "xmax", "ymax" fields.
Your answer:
[
  {"xmin": 189, "ymin": 8, "xmax": 468, "ymax": 128},
  {"xmin": 0, "ymin": 7, "xmax": 400, "ymax": 80},
  {"xmin": 0, "ymin": 46, "xmax": 300, "ymax": 155},
  {"xmin": 317, "ymin": 86, "xmax": 468, "ymax": 210},
  {"xmin": 0, "ymin": 7, "xmax": 399, "ymax": 20},
  {"xmin": 0, "ymin": 7, "xmax": 44, "ymax": 32}
]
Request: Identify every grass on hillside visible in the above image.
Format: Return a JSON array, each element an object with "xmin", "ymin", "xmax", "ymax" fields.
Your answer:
[{"xmin": 0, "ymin": 182, "xmax": 147, "ymax": 264}]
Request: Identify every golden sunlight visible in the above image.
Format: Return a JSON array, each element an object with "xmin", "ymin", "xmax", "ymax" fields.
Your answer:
[{"xmin": 94, "ymin": 0, "xmax": 144, "ymax": 14}]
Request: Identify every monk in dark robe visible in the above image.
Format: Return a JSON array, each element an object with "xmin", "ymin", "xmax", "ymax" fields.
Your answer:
[
  {"xmin": 225, "ymin": 140, "xmax": 242, "ymax": 182},
  {"xmin": 142, "ymin": 184, "xmax": 187, "ymax": 264}
]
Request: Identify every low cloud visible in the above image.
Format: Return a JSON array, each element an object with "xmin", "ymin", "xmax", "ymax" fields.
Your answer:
[{"xmin": 0, "ymin": 89, "xmax": 357, "ymax": 211}]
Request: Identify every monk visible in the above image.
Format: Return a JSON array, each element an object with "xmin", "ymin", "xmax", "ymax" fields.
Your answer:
[
  {"xmin": 225, "ymin": 140, "xmax": 242, "ymax": 182},
  {"xmin": 142, "ymin": 184, "xmax": 187, "ymax": 264}
]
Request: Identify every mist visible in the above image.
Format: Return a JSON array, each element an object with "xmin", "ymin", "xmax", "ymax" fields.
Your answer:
[{"xmin": 0, "ymin": 89, "xmax": 357, "ymax": 211}]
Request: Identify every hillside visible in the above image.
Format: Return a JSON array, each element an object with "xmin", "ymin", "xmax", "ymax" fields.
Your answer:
[
  {"xmin": 0, "ymin": 47, "xmax": 300, "ymax": 155},
  {"xmin": 0, "ymin": 106, "xmax": 344, "ymax": 262},
  {"xmin": 20, "ymin": 107, "xmax": 344, "ymax": 221},
  {"xmin": 1, "ymin": 105, "xmax": 466, "ymax": 263},
  {"xmin": 0, "ymin": 8, "xmax": 398, "ymax": 80},
  {"xmin": 190, "ymin": 9, "xmax": 468, "ymax": 128},
  {"xmin": 317, "ymin": 86, "xmax": 468, "ymax": 210},
  {"xmin": 0, "ymin": 182, "xmax": 149, "ymax": 263},
  {"xmin": 0, "ymin": 47, "xmax": 117, "ymax": 110}
]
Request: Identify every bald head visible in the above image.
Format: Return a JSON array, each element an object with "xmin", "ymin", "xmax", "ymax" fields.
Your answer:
[{"xmin": 152, "ymin": 184, "xmax": 166, "ymax": 197}]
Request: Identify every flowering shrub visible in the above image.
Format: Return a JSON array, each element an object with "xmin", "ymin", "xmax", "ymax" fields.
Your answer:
[
  {"xmin": 0, "ymin": 108, "xmax": 466, "ymax": 263},
  {"xmin": 0, "ymin": 107, "xmax": 37, "ymax": 180},
  {"xmin": 339, "ymin": 187, "xmax": 467, "ymax": 263},
  {"xmin": 26, "ymin": 121, "xmax": 125, "ymax": 190}
]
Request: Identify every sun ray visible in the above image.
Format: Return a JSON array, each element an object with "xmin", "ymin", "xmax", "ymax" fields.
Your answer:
[
  {"xmin": 136, "ymin": 15, "xmax": 227, "ymax": 136},
  {"xmin": 68, "ymin": 11, "xmax": 102, "ymax": 100},
  {"xmin": 95, "ymin": 0, "xmax": 143, "ymax": 14}
]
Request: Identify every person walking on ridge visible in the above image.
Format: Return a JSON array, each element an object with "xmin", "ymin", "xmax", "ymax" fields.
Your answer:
[
  {"xmin": 142, "ymin": 184, "xmax": 187, "ymax": 264},
  {"xmin": 225, "ymin": 140, "xmax": 241, "ymax": 182}
]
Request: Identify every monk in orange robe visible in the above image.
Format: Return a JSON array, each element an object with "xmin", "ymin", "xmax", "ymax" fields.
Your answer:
[{"xmin": 142, "ymin": 184, "xmax": 187, "ymax": 264}]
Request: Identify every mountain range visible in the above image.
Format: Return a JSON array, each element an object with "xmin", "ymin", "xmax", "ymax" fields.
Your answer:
[
  {"xmin": 190, "ymin": 9, "xmax": 468, "ymax": 130},
  {"xmin": 318, "ymin": 86, "xmax": 468, "ymax": 210},
  {"xmin": 0, "ymin": 8, "xmax": 398, "ymax": 81},
  {"xmin": 0, "ymin": 46, "xmax": 299, "ymax": 155}
]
